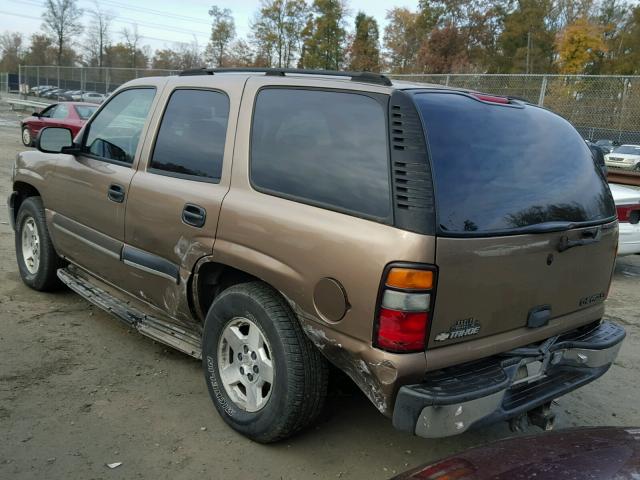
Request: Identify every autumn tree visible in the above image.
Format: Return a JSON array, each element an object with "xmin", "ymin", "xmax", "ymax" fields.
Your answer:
[
  {"xmin": 300, "ymin": 0, "xmax": 348, "ymax": 70},
  {"xmin": 417, "ymin": 24, "xmax": 470, "ymax": 73},
  {"xmin": 556, "ymin": 17, "xmax": 607, "ymax": 74},
  {"xmin": 0, "ymin": 32, "xmax": 26, "ymax": 72},
  {"xmin": 252, "ymin": 0, "xmax": 308, "ymax": 68},
  {"xmin": 206, "ymin": 6, "xmax": 236, "ymax": 67},
  {"xmin": 41, "ymin": 0, "xmax": 83, "ymax": 65},
  {"xmin": 121, "ymin": 24, "xmax": 146, "ymax": 68},
  {"xmin": 495, "ymin": 0, "xmax": 557, "ymax": 73},
  {"xmin": 383, "ymin": 8, "xmax": 422, "ymax": 73},
  {"xmin": 348, "ymin": 12, "xmax": 380, "ymax": 71}
]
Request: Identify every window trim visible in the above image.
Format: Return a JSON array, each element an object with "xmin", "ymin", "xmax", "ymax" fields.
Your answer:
[
  {"xmin": 147, "ymin": 87, "xmax": 230, "ymax": 184},
  {"xmin": 248, "ymin": 86, "xmax": 394, "ymax": 225},
  {"xmin": 79, "ymin": 86, "xmax": 157, "ymax": 168}
]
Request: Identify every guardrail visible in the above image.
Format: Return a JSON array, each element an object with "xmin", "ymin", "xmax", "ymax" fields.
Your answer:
[{"xmin": 1, "ymin": 93, "xmax": 51, "ymax": 111}]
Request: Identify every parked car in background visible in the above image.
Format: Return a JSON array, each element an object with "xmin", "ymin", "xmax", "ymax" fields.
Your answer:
[
  {"xmin": 610, "ymin": 183, "xmax": 640, "ymax": 255},
  {"xmin": 30, "ymin": 85, "xmax": 55, "ymax": 96},
  {"xmin": 41, "ymin": 88, "xmax": 67, "ymax": 100},
  {"xmin": 595, "ymin": 139, "xmax": 618, "ymax": 153},
  {"xmin": 20, "ymin": 102, "xmax": 97, "ymax": 146},
  {"xmin": 71, "ymin": 91, "xmax": 84, "ymax": 101},
  {"xmin": 391, "ymin": 427, "xmax": 640, "ymax": 480},
  {"xmin": 605, "ymin": 144, "xmax": 640, "ymax": 170},
  {"xmin": 59, "ymin": 90, "xmax": 81, "ymax": 101},
  {"xmin": 81, "ymin": 91, "xmax": 106, "ymax": 103},
  {"xmin": 36, "ymin": 87, "xmax": 58, "ymax": 97}
]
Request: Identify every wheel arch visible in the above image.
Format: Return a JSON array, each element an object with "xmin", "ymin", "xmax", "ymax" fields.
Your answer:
[{"xmin": 10, "ymin": 181, "xmax": 41, "ymax": 227}]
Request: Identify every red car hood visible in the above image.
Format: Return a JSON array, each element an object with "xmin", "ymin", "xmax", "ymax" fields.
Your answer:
[{"xmin": 392, "ymin": 427, "xmax": 640, "ymax": 480}]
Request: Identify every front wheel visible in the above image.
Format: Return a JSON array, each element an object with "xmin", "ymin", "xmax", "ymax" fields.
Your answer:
[
  {"xmin": 15, "ymin": 196, "xmax": 63, "ymax": 291},
  {"xmin": 202, "ymin": 282, "xmax": 328, "ymax": 443},
  {"xmin": 21, "ymin": 126, "xmax": 32, "ymax": 147}
]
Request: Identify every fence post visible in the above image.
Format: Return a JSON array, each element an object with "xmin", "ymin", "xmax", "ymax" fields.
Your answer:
[
  {"xmin": 538, "ymin": 75, "xmax": 548, "ymax": 106},
  {"xmin": 36, "ymin": 66, "xmax": 40, "ymax": 90},
  {"xmin": 445, "ymin": 74, "xmax": 450, "ymax": 86},
  {"xmin": 617, "ymin": 77, "xmax": 629, "ymax": 143}
]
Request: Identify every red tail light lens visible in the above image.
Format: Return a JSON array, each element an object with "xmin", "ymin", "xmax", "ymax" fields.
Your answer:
[
  {"xmin": 377, "ymin": 308, "xmax": 428, "ymax": 352},
  {"xmin": 375, "ymin": 265, "xmax": 436, "ymax": 353},
  {"xmin": 616, "ymin": 204, "xmax": 640, "ymax": 223}
]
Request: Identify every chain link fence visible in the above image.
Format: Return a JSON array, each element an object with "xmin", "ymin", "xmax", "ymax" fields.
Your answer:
[
  {"xmin": 19, "ymin": 65, "xmax": 180, "ymax": 96},
  {"xmin": 15, "ymin": 67, "xmax": 640, "ymax": 145},
  {"xmin": 391, "ymin": 74, "xmax": 640, "ymax": 145},
  {"xmin": 0, "ymin": 73, "xmax": 8, "ymax": 95}
]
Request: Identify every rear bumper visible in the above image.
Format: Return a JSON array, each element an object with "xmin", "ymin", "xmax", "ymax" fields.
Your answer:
[{"xmin": 392, "ymin": 320, "xmax": 625, "ymax": 438}]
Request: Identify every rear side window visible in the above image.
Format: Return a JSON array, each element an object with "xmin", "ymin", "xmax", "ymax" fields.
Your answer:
[
  {"xmin": 251, "ymin": 88, "xmax": 391, "ymax": 220},
  {"xmin": 413, "ymin": 92, "xmax": 615, "ymax": 235},
  {"xmin": 150, "ymin": 89, "xmax": 229, "ymax": 181},
  {"xmin": 74, "ymin": 105, "xmax": 97, "ymax": 119}
]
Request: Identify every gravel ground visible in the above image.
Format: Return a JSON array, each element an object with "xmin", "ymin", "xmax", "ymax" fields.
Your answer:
[{"xmin": 0, "ymin": 102, "xmax": 638, "ymax": 480}]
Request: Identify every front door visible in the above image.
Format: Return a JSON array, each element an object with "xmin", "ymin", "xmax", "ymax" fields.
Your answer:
[
  {"xmin": 46, "ymin": 86, "xmax": 161, "ymax": 285},
  {"xmin": 120, "ymin": 77, "xmax": 240, "ymax": 322}
]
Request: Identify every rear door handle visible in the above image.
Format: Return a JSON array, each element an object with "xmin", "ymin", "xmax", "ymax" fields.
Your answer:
[
  {"xmin": 107, "ymin": 183, "xmax": 125, "ymax": 203},
  {"xmin": 182, "ymin": 203, "xmax": 206, "ymax": 228},
  {"xmin": 557, "ymin": 227, "xmax": 602, "ymax": 253}
]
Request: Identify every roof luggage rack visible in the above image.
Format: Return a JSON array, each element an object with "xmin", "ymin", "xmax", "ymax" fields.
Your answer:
[{"xmin": 178, "ymin": 67, "xmax": 393, "ymax": 86}]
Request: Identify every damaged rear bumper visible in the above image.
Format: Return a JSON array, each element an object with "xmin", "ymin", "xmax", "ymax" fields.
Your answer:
[{"xmin": 392, "ymin": 320, "xmax": 625, "ymax": 438}]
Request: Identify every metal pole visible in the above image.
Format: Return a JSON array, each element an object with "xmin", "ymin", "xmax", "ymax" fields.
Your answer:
[
  {"xmin": 538, "ymin": 75, "xmax": 548, "ymax": 106},
  {"xmin": 445, "ymin": 74, "xmax": 450, "ymax": 86},
  {"xmin": 18, "ymin": 65, "xmax": 22, "ymax": 96},
  {"xmin": 37, "ymin": 66, "xmax": 40, "ymax": 91}
]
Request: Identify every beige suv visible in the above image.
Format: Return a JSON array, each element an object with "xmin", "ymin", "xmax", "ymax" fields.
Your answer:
[{"xmin": 9, "ymin": 68, "xmax": 625, "ymax": 442}]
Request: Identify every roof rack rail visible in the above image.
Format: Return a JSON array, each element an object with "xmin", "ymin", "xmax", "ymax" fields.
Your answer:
[{"xmin": 178, "ymin": 67, "xmax": 393, "ymax": 86}]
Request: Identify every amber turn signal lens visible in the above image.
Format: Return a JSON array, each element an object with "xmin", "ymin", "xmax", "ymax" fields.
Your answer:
[{"xmin": 386, "ymin": 268, "xmax": 433, "ymax": 290}]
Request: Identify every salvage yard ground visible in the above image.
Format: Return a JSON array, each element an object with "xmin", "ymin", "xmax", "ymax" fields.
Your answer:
[{"xmin": 0, "ymin": 102, "xmax": 639, "ymax": 479}]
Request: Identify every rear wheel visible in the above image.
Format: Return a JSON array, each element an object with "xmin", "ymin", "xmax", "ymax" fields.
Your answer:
[
  {"xmin": 202, "ymin": 282, "xmax": 328, "ymax": 443},
  {"xmin": 15, "ymin": 196, "xmax": 63, "ymax": 291},
  {"xmin": 21, "ymin": 126, "xmax": 32, "ymax": 147}
]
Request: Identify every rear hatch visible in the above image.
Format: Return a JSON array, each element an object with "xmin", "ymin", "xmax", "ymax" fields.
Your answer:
[{"xmin": 411, "ymin": 91, "xmax": 617, "ymax": 348}]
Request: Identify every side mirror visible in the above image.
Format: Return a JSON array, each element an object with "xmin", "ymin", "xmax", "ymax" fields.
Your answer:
[
  {"xmin": 37, "ymin": 127, "xmax": 75, "ymax": 154},
  {"xmin": 32, "ymin": 111, "xmax": 40, "ymax": 117}
]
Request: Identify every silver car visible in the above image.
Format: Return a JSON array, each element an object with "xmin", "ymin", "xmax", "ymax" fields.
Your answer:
[{"xmin": 605, "ymin": 145, "xmax": 640, "ymax": 170}]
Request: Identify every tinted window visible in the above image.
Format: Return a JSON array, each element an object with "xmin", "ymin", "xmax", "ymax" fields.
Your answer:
[
  {"xmin": 74, "ymin": 105, "xmax": 97, "ymax": 119},
  {"xmin": 150, "ymin": 89, "xmax": 229, "ymax": 180},
  {"xmin": 414, "ymin": 92, "xmax": 615, "ymax": 235},
  {"xmin": 84, "ymin": 88, "xmax": 155, "ymax": 164},
  {"xmin": 251, "ymin": 89, "xmax": 390, "ymax": 219},
  {"xmin": 613, "ymin": 145, "xmax": 640, "ymax": 154},
  {"xmin": 40, "ymin": 105, "xmax": 56, "ymax": 118},
  {"xmin": 51, "ymin": 104, "xmax": 68, "ymax": 119}
]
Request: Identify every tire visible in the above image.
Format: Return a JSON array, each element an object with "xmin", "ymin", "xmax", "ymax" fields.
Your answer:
[
  {"xmin": 202, "ymin": 281, "xmax": 328, "ymax": 443},
  {"xmin": 21, "ymin": 126, "xmax": 32, "ymax": 147},
  {"xmin": 15, "ymin": 196, "xmax": 63, "ymax": 291}
]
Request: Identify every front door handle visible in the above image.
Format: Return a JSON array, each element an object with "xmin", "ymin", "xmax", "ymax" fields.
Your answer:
[
  {"xmin": 182, "ymin": 203, "xmax": 206, "ymax": 228},
  {"xmin": 107, "ymin": 183, "xmax": 125, "ymax": 203}
]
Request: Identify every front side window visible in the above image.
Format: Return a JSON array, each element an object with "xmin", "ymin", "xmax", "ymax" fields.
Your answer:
[
  {"xmin": 40, "ymin": 105, "xmax": 56, "ymax": 118},
  {"xmin": 84, "ymin": 88, "xmax": 155, "ymax": 164},
  {"xmin": 51, "ymin": 104, "xmax": 68, "ymax": 119},
  {"xmin": 149, "ymin": 89, "xmax": 229, "ymax": 181},
  {"xmin": 250, "ymin": 88, "xmax": 391, "ymax": 219}
]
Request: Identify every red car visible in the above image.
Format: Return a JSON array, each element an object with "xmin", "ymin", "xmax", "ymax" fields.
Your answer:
[{"xmin": 20, "ymin": 102, "xmax": 98, "ymax": 147}]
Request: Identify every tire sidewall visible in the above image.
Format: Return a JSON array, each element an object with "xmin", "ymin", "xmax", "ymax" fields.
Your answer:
[
  {"xmin": 202, "ymin": 290, "xmax": 291, "ymax": 439},
  {"xmin": 15, "ymin": 198, "xmax": 54, "ymax": 290},
  {"xmin": 21, "ymin": 126, "xmax": 32, "ymax": 147}
]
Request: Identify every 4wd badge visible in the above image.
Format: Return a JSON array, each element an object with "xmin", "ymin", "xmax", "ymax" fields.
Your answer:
[{"xmin": 434, "ymin": 318, "xmax": 481, "ymax": 342}]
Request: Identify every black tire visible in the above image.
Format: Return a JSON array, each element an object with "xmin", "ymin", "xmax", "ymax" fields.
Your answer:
[
  {"xmin": 15, "ymin": 196, "xmax": 63, "ymax": 291},
  {"xmin": 202, "ymin": 281, "xmax": 328, "ymax": 443},
  {"xmin": 21, "ymin": 126, "xmax": 32, "ymax": 147}
]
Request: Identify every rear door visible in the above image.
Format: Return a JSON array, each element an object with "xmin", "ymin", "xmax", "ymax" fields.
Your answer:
[
  {"xmin": 411, "ymin": 92, "xmax": 618, "ymax": 347},
  {"xmin": 119, "ymin": 75, "xmax": 240, "ymax": 321}
]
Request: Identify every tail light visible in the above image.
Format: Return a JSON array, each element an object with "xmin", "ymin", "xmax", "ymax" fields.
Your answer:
[
  {"xmin": 471, "ymin": 93, "xmax": 510, "ymax": 104},
  {"xmin": 616, "ymin": 204, "xmax": 640, "ymax": 223},
  {"xmin": 374, "ymin": 265, "xmax": 436, "ymax": 353}
]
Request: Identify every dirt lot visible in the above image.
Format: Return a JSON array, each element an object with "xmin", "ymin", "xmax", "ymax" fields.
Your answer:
[{"xmin": 0, "ymin": 102, "xmax": 639, "ymax": 480}]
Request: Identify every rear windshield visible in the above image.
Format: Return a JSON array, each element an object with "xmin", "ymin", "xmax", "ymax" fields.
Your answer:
[
  {"xmin": 74, "ymin": 105, "xmax": 97, "ymax": 119},
  {"xmin": 613, "ymin": 145, "xmax": 640, "ymax": 154},
  {"xmin": 414, "ymin": 92, "xmax": 615, "ymax": 236}
]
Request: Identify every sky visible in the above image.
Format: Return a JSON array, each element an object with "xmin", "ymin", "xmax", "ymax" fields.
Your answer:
[{"xmin": 0, "ymin": 0, "xmax": 416, "ymax": 52}]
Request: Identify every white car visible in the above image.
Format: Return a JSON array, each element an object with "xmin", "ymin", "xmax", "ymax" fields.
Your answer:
[
  {"xmin": 81, "ymin": 92, "xmax": 106, "ymax": 104},
  {"xmin": 610, "ymin": 183, "xmax": 640, "ymax": 255},
  {"xmin": 605, "ymin": 145, "xmax": 640, "ymax": 171}
]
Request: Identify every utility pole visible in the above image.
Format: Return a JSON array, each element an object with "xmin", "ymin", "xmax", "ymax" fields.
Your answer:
[{"xmin": 526, "ymin": 30, "xmax": 531, "ymax": 74}]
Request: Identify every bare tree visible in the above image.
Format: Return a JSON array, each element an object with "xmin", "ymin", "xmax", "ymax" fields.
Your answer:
[
  {"xmin": 206, "ymin": 6, "xmax": 236, "ymax": 67},
  {"xmin": 0, "ymin": 32, "xmax": 26, "ymax": 72},
  {"xmin": 121, "ymin": 24, "xmax": 143, "ymax": 68},
  {"xmin": 41, "ymin": 0, "xmax": 83, "ymax": 65},
  {"xmin": 84, "ymin": 2, "xmax": 114, "ymax": 67}
]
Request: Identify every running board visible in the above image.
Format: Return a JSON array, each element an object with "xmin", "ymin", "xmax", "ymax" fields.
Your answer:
[{"xmin": 57, "ymin": 267, "xmax": 202, "ymax": 359}]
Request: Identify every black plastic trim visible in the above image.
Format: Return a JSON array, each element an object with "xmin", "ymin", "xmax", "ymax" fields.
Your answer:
[
  {"xmin": 121, "ymin": 245, "xmax": 180, "ymax": 283},
  {"xmin": 388, "ymin": 90, "xmax": 436, "ymax": 235}
]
